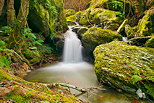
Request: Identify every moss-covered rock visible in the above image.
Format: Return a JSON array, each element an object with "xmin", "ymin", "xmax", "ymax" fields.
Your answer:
[
  {"xmin": 77, "ymin": 8, "xmax": 122, "ymax": 30},
  {"xmin": 94, "ymin": 41, "xmax": 154, "ymax": 99},
  {"xmin": 136, "ymin": 7, "xmax": 154, "ymax": 36},
  {"xmin": 0, "ymin": 68, "xmax": 81, "ymax": 103},
  {"xmin": 28, "ymin": 0, "xmax": 67, "ymax": 38},
  {"xmin": 82, "ymin": 27, "xmax": 122, "ymax": 52}
]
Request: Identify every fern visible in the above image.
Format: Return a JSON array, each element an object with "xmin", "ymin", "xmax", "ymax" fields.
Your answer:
[
  {"xmin": 33, "ymin": 40, "xmax": 44, "ymax": 45},
  {"xmin": 0, "ymin": 55, "xmax": 10, "ymax": 69}
]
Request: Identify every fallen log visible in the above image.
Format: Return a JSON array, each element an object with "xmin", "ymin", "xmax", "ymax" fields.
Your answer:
[{"xmin": 46, "ymin": 83, "xmax": 87, "ymax": 93}]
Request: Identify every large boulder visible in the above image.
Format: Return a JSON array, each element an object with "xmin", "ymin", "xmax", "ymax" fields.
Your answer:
[
  {"xmin": 78, "ymin": 8, "xmax": 122, "ymax": 30},
  {"xmin": 82, "ymin": 27, "xmax": 122, "ymax": 53},
  {"xmin": 94, "ymin": 41, "xmax": 154, "ymax": 99}
]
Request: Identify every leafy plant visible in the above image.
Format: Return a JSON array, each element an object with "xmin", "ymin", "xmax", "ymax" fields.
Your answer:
[
  {"xmin": 0, "ymin": 26, "xmax": 12, "ymax": 36},
  {"xmin": 22, "ymin": 28, "xmax": 44, "ymax": 47},
  {"xmin": 0, "ymin": 55, "xmax": 10, "ymax": 69}
]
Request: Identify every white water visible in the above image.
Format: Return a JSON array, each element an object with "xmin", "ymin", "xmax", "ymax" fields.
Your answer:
[
  {"xmin": 25, "ymin": 27, "xmax": 140, "ymax": 103},
  {"xmin": 122, "ymin": 37, "xmax": 129, "ymax": 43},
  {"xmin": 63, "ymin": 26, "xmax": 83, "ymax": 63},
  {"xmin": 26, "ymin": 26, "xmax": 98, "ymax": 88}
]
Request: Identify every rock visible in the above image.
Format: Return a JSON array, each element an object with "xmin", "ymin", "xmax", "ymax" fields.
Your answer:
[
  {"xmin": 28, "ymin": 0, "xmax": 67, "ymax": 38},
  {"xmin": 0, "ymin": 87, "xmax": 11, "ymax": 97},
  {"xmin": 78, "ymin": 8, "xmax": 122, "ymax": 30},
  {"xmin": 72, "ymin": 26, "xmax": 88, "ymax": 39},
  {"xmin": 94, "ymin": 41, "xmax": 154, "ymax": 98},
  {"xmin": 136, "ymin": 7, "xmax": 154, "ymax": 36},
  {"xmin": 82, "ymin": 27, "xmax": 122, "ymax": 53},
  {"xmin": 145, "ymin": 37, "xmax": 154, "ymax": 48}
]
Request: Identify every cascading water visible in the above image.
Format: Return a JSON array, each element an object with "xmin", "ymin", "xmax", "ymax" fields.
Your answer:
[
  {"xmin": 25, "ymin": 26, "xmax": 138, "ymax": 103},
  {"xmin": 63, "ymin": 26, "xmax": 83, "ymax": 63}
]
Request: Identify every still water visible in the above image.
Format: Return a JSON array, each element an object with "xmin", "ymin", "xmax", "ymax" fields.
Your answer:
[{"xmin": 25, "ymin": 62, "xmax": 146, "ymax": 103}]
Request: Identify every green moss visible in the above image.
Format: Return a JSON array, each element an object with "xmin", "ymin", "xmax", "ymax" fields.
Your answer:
[
  {"xmin": 5, "ymin": 94, "xmax": 32, "ymax": 103},
  {"xmin": 0, "ymin": 40, "xmax": 6, "ymax": 47},
  {"xmin": 23, "ymin": 49, "xmax": 40, "ymax": 59},
  {"xmin": 66, "ymin": 15, "xmax": 76, "ymax": 22},
  {"xmin": 89, "ymin": 0, "xmax": 108, "ymax": 8},
  {"xmin": 94, "ymin": 41, "xmax": 154, "ymax": 98},
  {"xmin": 137, "ymin": 9, "xmax": 153, "ymax": 36},
  {"xmin": 82, "ymin": 27, "xmax": 122, "ymax": 52},
  {"xmin": 125, "ymin": 25, "xmax": 136, "ymax": 39},
  {"xmin": 64, "ymin": 9, "xmax": 76, "ymax": 17},
  {"xmin": 0, "ymin": 67, "xmax": 81, "ymax": 102},
  {"xmin": 28, "ymin": 0, "xmax": 67, "ymax": 38},
  {"xmin": 77, "ymin": 8, "xmax": 121, "ymax": 30}
]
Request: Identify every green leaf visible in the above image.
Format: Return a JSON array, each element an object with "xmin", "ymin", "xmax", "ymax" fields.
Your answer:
[{"xmin": 131, "ymin": 75, "xmax": 142, "ymax": 84}]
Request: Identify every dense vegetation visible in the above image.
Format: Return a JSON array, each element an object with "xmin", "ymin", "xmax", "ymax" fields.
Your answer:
[{"xmin": 0, "ymin": 0, "xmax": 154, "ymax": 102}]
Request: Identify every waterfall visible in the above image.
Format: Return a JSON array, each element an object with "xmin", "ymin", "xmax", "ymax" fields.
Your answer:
[
  {"xmin": 122, "ymin": 37, "xmax": 129, "ymax": 43},
  {"xmin": 63, "ymin": 26, "xmax": 83, "ymax": 63}
]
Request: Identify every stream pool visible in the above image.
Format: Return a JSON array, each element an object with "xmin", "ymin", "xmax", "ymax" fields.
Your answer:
[{"xmin": 25, "ymin": 62, "xmax": 148, "ymax": 103}]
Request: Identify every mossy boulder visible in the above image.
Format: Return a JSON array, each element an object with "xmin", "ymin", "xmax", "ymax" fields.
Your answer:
[
  {"xmin": 0, "ymin": 68, "xmax": 81, "ymax": 103},
  {"xmin": 82, "ymin": 27, "xmax": 122, "ymax": 52},
  {"xmin": 72, "ymin": 26, "xmax": 88, "ymax": 39},
  {"xmin": 136, "ymin": 7, "xmax": 154, "ymax": 36},
  {"xmin": 94, "ymin": 41, "xmax": 154, "ymax": 99},
  {"xmin": 77, "ymin": 8, "xmax": 122, "ymax": 30},
  {"xmin": 28, "ymin": 0, "xmax": 67, "ymax": 38}
]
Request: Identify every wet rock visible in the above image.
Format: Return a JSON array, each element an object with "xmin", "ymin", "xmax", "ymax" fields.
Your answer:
[
  {"xmin": 82, "ymin": 27, "xmax": 122, "ymax": 53},
  {"xmin": 94, "ymin": 41, "xmax": 154, "ymax": 98}
]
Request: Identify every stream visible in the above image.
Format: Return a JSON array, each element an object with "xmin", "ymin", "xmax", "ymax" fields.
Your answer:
[{"xmin": 25, "ymin": 26, "xmax": 147, "ymax": 103}]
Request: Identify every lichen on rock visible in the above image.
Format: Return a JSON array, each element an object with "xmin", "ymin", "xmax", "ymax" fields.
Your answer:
[
  {"xmin": 82, "ymin": 27, "xmax": 122, "ymax": 52},
  {"xmin": 94, "ymin": 41, "xmax": 154, "ymax": 99}
]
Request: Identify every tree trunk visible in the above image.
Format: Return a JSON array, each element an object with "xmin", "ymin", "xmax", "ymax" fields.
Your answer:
[
  {"xmin": 0, "ymin": 0, "xmax": 4, "ymax": 16},
  {"xmin": 7, "ymin": 0, "xmax": 15, "ymax": 26},
  {"xmin": 17, "ymin": 0, "xmax": 29, "ymax": 28}
]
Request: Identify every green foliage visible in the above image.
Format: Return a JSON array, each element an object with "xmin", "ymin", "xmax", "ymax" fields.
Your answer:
[
  {"xmin": 0, "ymin": 40, "xmax": 6, "ymax": 48},
  {"xmin": 131, "ymin": 75, "xmax": 142, "ymax": 84},
  {"xmin": 5, "ymin": 93, "xmax": 32, "ymax": 103},
  {"xmin": 115, "ymin": 11, "xmax": 124, "ymax": 18},
  {"xmin": 22, "ymin": 28, "xmax": 44, "ymax": 47},
  {"xmin": 111, "ymin": 0, "xmax": 123, "ymax": 10},
  {"xmin": 0, "ymin": 55, "xmax": 10, "ymax": 70},
  {"xmin": 0, "ymin": 26, "xmax": 12, "ymax": 36}
]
